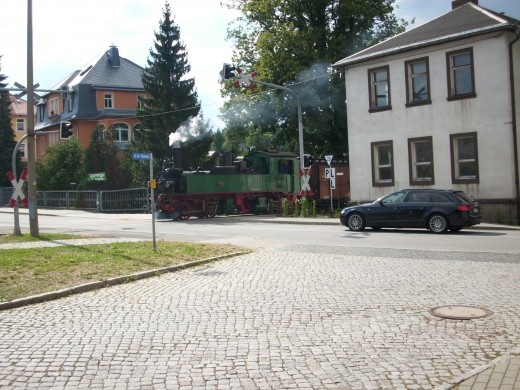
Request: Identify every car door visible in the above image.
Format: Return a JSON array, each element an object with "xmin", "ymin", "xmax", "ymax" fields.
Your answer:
[
  {"xmin": 365, "ymin": 191, "xmax": 407, "ymax": 227},
  {"xmin": 399, "ymin": 191, "xmax": 431, "ymax": 227}
]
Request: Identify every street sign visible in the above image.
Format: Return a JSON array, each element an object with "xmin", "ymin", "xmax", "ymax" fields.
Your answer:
[
  {"xmin": 132, "ymin": 152, "xmax": 151, "ymax": 161},
  {"xmin": 7, "ymin": 170, "xmax": 28, "ymax": 208},
  {"xmin": 325, "ymin": 167, "xmax": 336, "ymax": 179},
  {"xmin": 89, "ymin": 173, "xmax": 106, "ymax": 181},
  {"xmin": 324, "ymin": 155, "xmax": 333, "ymax": 166}
]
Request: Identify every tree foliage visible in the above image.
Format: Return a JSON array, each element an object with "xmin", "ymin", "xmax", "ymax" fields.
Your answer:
[
  {"xmin": 36, "ymin": 138, "xmax": 84, "ymax": 191},
  {"xmin": 221, "ymin": 0, "xmax": 409, "ymax": 158},
  {"xmin": 134, "ymin": 1, "xmax": 200, "ymax": 167},
  {"xmin": 80, "ymin": 126, "xmax": 131, "ymax": 190},
  {"xmin": 0, "ymin": 58, "xmax": 21, "ymax": 187}
]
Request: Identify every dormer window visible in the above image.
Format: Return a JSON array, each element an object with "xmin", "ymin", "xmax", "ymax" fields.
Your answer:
[
  {"xmin": 49, "ymin": 98, "xmax": 59, "ymax": 116},
  {"xmin": 104, "ymin": 93, "xmax": 113, "ymax": 109}
]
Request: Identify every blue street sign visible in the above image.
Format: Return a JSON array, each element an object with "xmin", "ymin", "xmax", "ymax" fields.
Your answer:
[{"xmin": 132, "ymin": 152, "xmax": 151, "ymax": 161}]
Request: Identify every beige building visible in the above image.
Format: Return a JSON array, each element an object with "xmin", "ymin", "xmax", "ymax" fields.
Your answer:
[{"xmin": 333, "ymin": 0, "xmax": 520, "ymax": 224}]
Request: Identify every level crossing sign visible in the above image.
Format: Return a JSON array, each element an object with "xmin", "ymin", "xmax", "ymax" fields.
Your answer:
[{"xmin": 7, "ymin": 170, "xmax": 28, "ymax": 208}]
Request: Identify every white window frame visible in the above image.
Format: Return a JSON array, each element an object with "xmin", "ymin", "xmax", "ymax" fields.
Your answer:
[
  {"xmin": 447, "ymin": 48, "xmax": 475, "ymax": 100},
  {"xmin": 371, "ymin": 140, "xmax": 394, "ymax": 186},
  {"xmin": 368, "ymin": 65, "xmax": 391, "ymax": 112},
  {"xmin": 104, "ymin": 93, "xmax": 114, "ymax": 109},
  {"xmin": 49, "ymin": 98, "xmax": 59, "ymax": 116},
  {"xmin": 112, "ymin": 122, "xmax": 130, "ymax": 142},
  {"xmin": 405, "ymin": 57, "xmax": 431, "ymax": 106},
  {"xmin": 408, "ymin": 137, "xmax": 434, "ymax": 185},
  {"xmin": 450, "ymin": 132, "xmax": 478, "ymax": 183},
  {"xmin": 16, "ymin": 118, "xmax": 25, "ymax": 132},
  {"xmin": 137, "ymin": 94, "xmax": 144, "ymax": 110},
  {"xmin": 18, "ymin": 143, "xmax": 26, "ymax": 158}
]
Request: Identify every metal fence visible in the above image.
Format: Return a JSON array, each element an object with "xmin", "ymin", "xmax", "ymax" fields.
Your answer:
[
  {"xmin": 0, "ymin": 187, "xmax": 150, "ymax": 213},
  {"xmin": 0, "ymin": 186, "xmax": 518, "ymax": 224}
]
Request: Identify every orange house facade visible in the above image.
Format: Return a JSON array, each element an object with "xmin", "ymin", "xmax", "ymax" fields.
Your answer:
[
  {"xmin": 35, "ymin": 45, "xmax": 144, "ymax": 156},
  {"xmin": 9, "ymin": 95, "xmax": 36, "ymax": 165}
]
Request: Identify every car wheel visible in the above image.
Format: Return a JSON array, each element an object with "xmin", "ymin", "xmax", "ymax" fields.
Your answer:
[
  {"xmin": 428, "ymin": 214, "xmax": 448, "ymax": 233},
  {"xmin": 347, "ymin": 212, "xmax": 365, "ymax": 231}
]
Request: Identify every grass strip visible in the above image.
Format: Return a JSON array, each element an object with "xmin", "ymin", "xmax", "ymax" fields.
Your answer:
[{"xmin": 0, "ymin": 234, "xmax": 245, "ymax": 302}]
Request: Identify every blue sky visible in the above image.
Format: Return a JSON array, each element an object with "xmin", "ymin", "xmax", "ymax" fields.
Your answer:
[{"xmin": 2, "ymin": 0, "xmax": 519, "ymax": 131}]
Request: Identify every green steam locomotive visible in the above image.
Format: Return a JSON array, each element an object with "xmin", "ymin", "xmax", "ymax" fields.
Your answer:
[{"xmin": 155, "ymin": 150, "xmax": 301, "ymax": 220}]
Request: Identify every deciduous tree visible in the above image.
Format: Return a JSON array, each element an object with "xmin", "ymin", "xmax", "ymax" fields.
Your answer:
[
  {"xmin": 36, "ymin": 138, "xmax": 84, "ymax": 190},
  {"xmin": 221, "ymin": 0, "xmax": 409, "ymax": 158}
]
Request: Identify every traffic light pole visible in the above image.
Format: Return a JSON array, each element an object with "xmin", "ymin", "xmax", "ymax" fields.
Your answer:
[{"xmin": 26, "ymin": 0, "xmax": 39, "ymax": 236}]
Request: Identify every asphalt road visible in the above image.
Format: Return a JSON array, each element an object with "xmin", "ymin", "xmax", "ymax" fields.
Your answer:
[{"xmin": 1, "ymin": 208, "xmax": 519, "ymax": 253}]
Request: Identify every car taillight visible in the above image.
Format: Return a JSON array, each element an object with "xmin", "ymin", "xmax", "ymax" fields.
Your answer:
[{"xmin": 457, "ymin": 205, "xmax": 472, "ymax": 212}]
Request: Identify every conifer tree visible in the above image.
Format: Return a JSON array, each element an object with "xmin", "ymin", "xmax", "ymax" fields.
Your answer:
[
  {"xmin": 0, "ymin": 58, "xmax": 20, "ymax": 187},
  {"xmin": 134, "ymin": 1, "xmax": 200, "ymax": 174}
]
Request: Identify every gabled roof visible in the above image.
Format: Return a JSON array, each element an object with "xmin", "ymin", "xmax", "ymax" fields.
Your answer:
[
  {"xmin": 8, "ymin": 95, "xmax": 35, "ymax": 116},
  {"xmin": 48, "ymin": 46, "xmax": 144, "ymax": 93},
  {"xmin": 333, "ymin": 2, "xmax": 520, "ymax": 68}
]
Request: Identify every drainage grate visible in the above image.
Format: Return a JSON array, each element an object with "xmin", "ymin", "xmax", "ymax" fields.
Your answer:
[{"xmin": 430, "ymin": 305, "xmax": 493, "ymax": 320}]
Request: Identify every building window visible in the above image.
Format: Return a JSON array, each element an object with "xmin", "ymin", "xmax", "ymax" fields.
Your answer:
[
  {"xmin": 446, "ymin": 48, "xmax": 475, "ymax": 100},
  {"xmin": 450, "ymin": 132, "xmax": 478, "ymax": 183},
  {"xmin": 368, "ymin": 65, "xmax": 391, "ymax": 112},
  {"xmin": 49, "ymin": 98, "xmax": 59, "ymax": 116},
  {"xmin": 104, "ymin": 93, "xmax": 113, "ymax": 109},
  {"xmin": 137, "ymin": 94, "xmax": 145, "ymax": 110},
  {"xmin": 18, "ymin": 144, "xmax": 26, "ymax": 158},
  {"xmin": 371, "ymin": 141, "xmax": 394, "ymax": 186},
  {"xmin": 405, "ymin": 57, "xmax": 431, "ymax": 106},
  {"xmin": 408, "ymin": 137, "xmax": 434, "ymax": 185},
  {"xmin": 16, "ymin": 119, "xmax": 25, "ymax": 132},
  {"xmin": 112, "ymin": 122, "xmax": 130, "ymax": 142},
  {"xmin": 95, "ymin": 124, "xmax": 106, "ymax": 142}
]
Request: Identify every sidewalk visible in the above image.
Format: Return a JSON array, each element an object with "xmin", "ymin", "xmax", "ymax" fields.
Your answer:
[{"xmin": 1, "ymin": 206, "xmax": 520, "ymax": 231}]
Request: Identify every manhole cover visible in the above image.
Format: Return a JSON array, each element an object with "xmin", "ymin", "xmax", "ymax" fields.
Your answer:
[{"xmin": 430, "ymin": 305, "xmax": 493, "ymax": 320}]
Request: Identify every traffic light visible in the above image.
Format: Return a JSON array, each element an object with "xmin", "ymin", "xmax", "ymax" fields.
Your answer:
[
  {"xmin": 303, "ymin": 154, "xmax": 313, "ymax": 169},
  {"xmin": 222, "ymin": 63, "xmax": 235, "ymax": 80},
  {"xmin": 60, "ymin": 121, "xmax": 73, "ymax": 139}
]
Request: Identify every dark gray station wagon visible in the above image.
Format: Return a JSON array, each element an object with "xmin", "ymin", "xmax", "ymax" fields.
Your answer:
[{"xmin": 340, "ymin": 189, "xmax": 482, "ymax": 233}]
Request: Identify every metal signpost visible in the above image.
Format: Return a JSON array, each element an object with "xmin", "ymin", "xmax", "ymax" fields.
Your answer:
[
  {"xmin": 324, "ymin": 155, "xmax": 334, "ymax": 214},
  {"xmin": 132, "ymin": 152, "xmax": 157, "ymax": 252}
]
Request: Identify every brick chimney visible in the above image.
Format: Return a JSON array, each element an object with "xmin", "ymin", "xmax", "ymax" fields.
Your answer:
[{"xmin": 452, "ymin": 0, "xmax": 478, "ymax": 9}]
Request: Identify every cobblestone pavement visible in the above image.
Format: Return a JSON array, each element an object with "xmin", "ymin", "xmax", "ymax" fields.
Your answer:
[{"xmin": 0, "ymin": 244, "xmax": 519, "ymax": 389}]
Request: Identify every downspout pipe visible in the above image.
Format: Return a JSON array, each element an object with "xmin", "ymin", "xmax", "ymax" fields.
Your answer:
[{"xmin": 509, "ymin": 28, "xmax": 520, "ymax": 225}]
